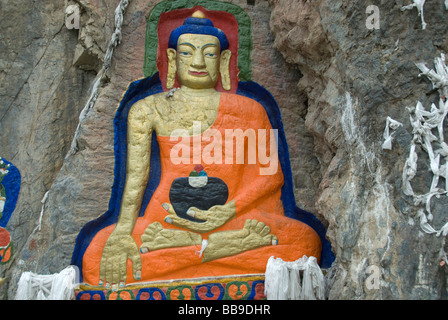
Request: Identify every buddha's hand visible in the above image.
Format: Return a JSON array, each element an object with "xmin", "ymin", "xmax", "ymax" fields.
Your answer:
[
  {"xmin": 163, "ymin": 200, "xmax": 236, "ymax": 234},
  {"xmin": 99, "ymin": 230, "xmax": 142, "ymax": 290}
]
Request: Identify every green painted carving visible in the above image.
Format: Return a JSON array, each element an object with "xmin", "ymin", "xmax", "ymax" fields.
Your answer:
[
  {"xmin": 167, "ymin": 285, "xmax": 195, "ymax": 300},
  {"xmin": 224, "ymin": 280, "xmax": 251, "ymax": 300}
]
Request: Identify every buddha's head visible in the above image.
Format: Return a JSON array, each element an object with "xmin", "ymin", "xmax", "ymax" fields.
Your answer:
[{"xmin": 166, "ymin": 11, "xmax": 232, "ymax": 91}]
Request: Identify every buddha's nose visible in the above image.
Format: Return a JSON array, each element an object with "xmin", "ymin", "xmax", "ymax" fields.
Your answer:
[{"xmin": 191, "ymin": 51, "xmax": 206, "ymax": 69}]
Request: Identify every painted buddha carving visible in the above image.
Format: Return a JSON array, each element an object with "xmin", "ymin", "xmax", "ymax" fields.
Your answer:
[{"xmin": 77, "ymin": 9, "xmax": 325, "ymax": 290}]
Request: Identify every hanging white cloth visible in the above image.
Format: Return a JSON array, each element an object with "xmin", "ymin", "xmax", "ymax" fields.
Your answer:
[
  {"xmin": 15, "ymin": 266, "xmax": 78, "ymax": 300},
  {"xmin": 264, "ymin": 255, "xmax": 325, "ymax": 300},
  {"xmin": 382, "ymin": 116, "xmax": 403, "ymax": 150},
  {"xmin": 67, "ymin": 0, "xmax": 131, "ymax": 157},
  {"xmin": 196, "ymin": 239, "xmax": 208, "ymax": 258},
  {"xmin": 384, "ymin": 53, "xmax": 448, "ymax": 268},
  {"xmin": 401, "ymin": 0, "xmax": 427, "ymax": 30}
]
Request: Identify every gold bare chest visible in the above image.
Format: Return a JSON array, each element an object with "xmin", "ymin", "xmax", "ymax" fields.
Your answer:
[{"xmin": 148, "ymin": 90, "xmax": 221, "ymax": 137}]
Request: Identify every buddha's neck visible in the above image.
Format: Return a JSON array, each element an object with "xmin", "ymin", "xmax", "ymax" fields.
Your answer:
[{"xmin": 180, "ymin": 86, "xmax": 218, "ymax": 97}]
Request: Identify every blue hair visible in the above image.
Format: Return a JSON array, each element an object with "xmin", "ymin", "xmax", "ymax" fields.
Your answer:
[{"xmin": 168, "ymin": 16, "xmax": 229, "ymax": 52}]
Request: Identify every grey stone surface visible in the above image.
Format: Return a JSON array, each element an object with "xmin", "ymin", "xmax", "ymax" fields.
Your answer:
[
  {"xmin": 1, "ymin": 0, "xmax": 447, "ymax": 299},
  {"xmin": 0, "ymin": 0, "xmax": 94, "ymax": 298},
  {"xmin": 269, "ymin": 0, "xmax": 448, "ymax": 299}
]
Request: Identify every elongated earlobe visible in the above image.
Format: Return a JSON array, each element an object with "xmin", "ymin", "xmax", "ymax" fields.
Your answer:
[
  {"xmin": 219, "ymin": 50, "xmax": 232, "ymax": 91},
  {"xmin": 166, "ymin": 48, "xmax": 177, "ymax": 89}
]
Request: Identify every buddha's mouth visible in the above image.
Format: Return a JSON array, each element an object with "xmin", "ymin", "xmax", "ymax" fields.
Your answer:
[{"xmin": 188, "ymin": 70, "xmax": 209, "ymax": 77}]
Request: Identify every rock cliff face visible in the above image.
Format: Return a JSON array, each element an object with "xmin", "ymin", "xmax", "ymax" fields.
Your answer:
[
  {"xmin": 0, "ymin": 0, "xmax": 447, "ymax": 299},
  {"xmin": 269, "ymin": 0, "xmax": 448, "ymax": 299}
]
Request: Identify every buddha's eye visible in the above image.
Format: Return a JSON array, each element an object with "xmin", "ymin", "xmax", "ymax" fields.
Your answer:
[
  {"xmin": 179, "ymin": 51, "xmax": 192, "ymax": 57},
  {"xmin": 204, "ymin": 52, "xmax": 217, "ymax": 58}
]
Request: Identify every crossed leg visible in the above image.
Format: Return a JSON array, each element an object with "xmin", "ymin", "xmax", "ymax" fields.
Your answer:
[
  {"xmin": 203, "ymin": 219, "xmax": 278, "ymax": 262},
  {"xmin": 139, "ymin": 219, "xmax": 278, "ymax": 262},
  {"xmin": 140, "ymin": 222, "xmax": 202, "ymax": 252}
]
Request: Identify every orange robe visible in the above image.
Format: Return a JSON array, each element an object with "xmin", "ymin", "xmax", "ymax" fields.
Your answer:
[{"xmin": 83, "ymin": 93, "xmax": 321, "ymax": 285}]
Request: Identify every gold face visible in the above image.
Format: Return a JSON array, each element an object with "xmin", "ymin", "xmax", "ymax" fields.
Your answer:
[{"xmin": 174, "ymin": 33, "xmax": 221, "ymax": 89}]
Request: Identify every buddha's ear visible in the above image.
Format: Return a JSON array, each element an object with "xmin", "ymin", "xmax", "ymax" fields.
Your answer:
[
  {"xmin": 166, "ymin": 48, "xmax": 177, "ymax": 89},
  {"xmin": 219, "ymin": 49, "xmax": 232, "ymax": 91}
]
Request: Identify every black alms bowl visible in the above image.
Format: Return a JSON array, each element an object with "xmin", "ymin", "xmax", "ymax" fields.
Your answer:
[{"xmin": 169, "ymin": 177, "xmax": 229, "ymax": 223}]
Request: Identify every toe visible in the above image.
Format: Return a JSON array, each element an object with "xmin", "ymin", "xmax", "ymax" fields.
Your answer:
[{"xmin": 260, "ymin": 225, "xmax": 271, "ymax": 236}]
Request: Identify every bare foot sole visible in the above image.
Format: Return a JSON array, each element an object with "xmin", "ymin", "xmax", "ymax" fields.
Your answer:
[{"xmin": 140, "ymin": 222, "xmax": 202, "ymax": 252}]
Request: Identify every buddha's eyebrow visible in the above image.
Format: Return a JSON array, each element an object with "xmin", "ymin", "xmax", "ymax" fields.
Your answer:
[
  {"xmin": 178, "ymin": 42, "xmax": 218, "ymax": 49},
  {"xmin": 178, "ymin": 42, "xmax": 196, "ymax": 48},
  {"xmin": 201, "ymin": 43, "xmax": 218, "ymax": 49}
]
